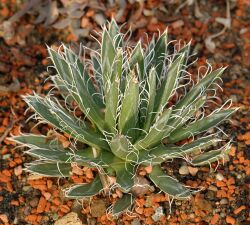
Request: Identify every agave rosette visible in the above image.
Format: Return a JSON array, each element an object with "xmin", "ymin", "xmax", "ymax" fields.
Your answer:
[{"xmin": 12, "ymin": 20, "xmax": 236, "ymax": 214}]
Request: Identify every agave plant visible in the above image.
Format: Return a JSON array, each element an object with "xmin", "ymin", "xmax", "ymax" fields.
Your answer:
[{"xmin": 12, "ymin": 19, "xmax": 236, "ymax": 214}]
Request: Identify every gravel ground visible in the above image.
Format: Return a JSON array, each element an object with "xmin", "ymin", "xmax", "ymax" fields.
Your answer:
[{"xmin": 0, "ymin": 1, "xmax": 249, "ymax": 224}]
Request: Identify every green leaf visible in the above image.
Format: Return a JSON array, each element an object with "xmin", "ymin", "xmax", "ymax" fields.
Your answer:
[
  {"xmin": 175, "ymin": 67, "xmax": 226, "ymax": 110},
  {"xmin": 48, "ymin": 47, "xmax": 105, "ymax": 129},
  {"xmin": 111, "ymin": 162, "xmax": 135, "ymax": 192},
  {"xmin": 154, "ymin": 53, "xmax": 184, "ymax": 115},
  {"xmin": 108, "ymin": 19, "xmax": 123, "ymax": 48},
  {"xmin": 75, "ymin": 148, "xmax": 108, "ymax": 167},
  {"xmin": 110, "ymin": 134, "xmax": 135, "ymax": 161},
  {"xmin": 173, "ymin": 42, "xmax": 191, "ymax": 66},
  {"xmin": 113, "ymin": 194, "xmax": 134, "ymax": 215},
  {"xmin": 111, "ymin": 49, "xmax": 123, "ymax": 82},
  {"xmin": 68, "ymin": 64, "xmax": 105, "ymax": 128},
  {"xmin": 168, "ymin": 109, "xmax": 236, "ymax": 143},
  {"xmin": 142, "ymin": 67, "xmax": 157, "ymax": 131},
  {"xmin": 191, "ymin": 143, "xmax": 231, "ymax": 166},
  {"xmin": 91, "ymin": 55, "xmax": 103, "ymax": 93},
  {"xmin": 166, "ymin": 96, "xmax": 206, "ymax": 132},
  {"xmin": 152, "ymin": 30, "xmax": 168, "ymax": 78},
  {"xmin": 50, "ymin": 46, "xmax": 103, "ymax": 107},
  {"xmin": 24, "ymin": 95, "xmax": 109, "ymax": 150},
  {"xmin": 66, "ymin": 175, "xmax": 103, "ymax": 198},
  {"xmin": 101, "ymin": 28, "xmax": 116, "ymax": 94},
  {"xmin": 149, "ymin": 165, "xmax": 192, "ymax": 199},
  {"xmin": 26, "ymin": 162, "xmax": 71, "ymax": 177},
  {"xmin": 129, "ymin": 42, "xmax": 144, "ymax": 80},
  {"xmin": 144, "ymin": 36, "xmax": 155, "ymax": 70},
  {"xmin": 64, "ymin": 46, "xmax": 78, "ymax": 63},
  {"xmin": 11, "ymin": 134, "xmax": 62, "ymax": 149},
  {"xmin": 105, "ymin": 79, "xmax": 120, "ymax": 133},
  {"xmin": 51, "ymin": 76, "xmax": 74, "ymax": 105},
  {"xmin": 135, "ymin": 108, "xmax": 172, "ymax": 150},
  {"xmin": 27, "ymin": 148, "xmax": 73, "ymax": 162},
  {"xmin": 47, "ymin": 47, "xmax": 73, "ymax": 84},
  {"xmin": 144, "ymin": 135, "xmax": 221, "ymax": 164},
  {"xmin": 118, "ymin": 73, "xmax": 139, "ymax": 137}
]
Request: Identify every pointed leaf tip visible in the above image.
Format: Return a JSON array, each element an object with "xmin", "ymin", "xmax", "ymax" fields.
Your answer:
[
  {"xmin": 113, "ymin": 194, "xmax": 134, "ymax": 215},
  {"xmin": 149, "ymin": 165, "xmax": 193, "ymax": 199},
  {"xmin": 66, "ymin": 175, "xmax": 103, "ymax": 198}
]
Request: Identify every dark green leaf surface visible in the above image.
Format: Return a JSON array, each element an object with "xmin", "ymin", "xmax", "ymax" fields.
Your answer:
[
  {"xmin": 149, "ymin": 165, "xmax": 192, "ymax": 199},
  {"xmin": 191, "ymin": 144, "xmax": 230, "ymax": 166},
  {"xmin": 154, "ymin": 53, "xmax": 184, "ymax": 117},
  {"xmin": 118, "ymin": 73, "xmax": 139, "ymax": 136},
  {"xmin": 66, "ymin": 175, "xmax": 103, "ymax": 198},
  {"xmin": 175, "ymin": 68, "xmax": 226, "ymax": 110},
  {"xmin": 129, "ymin": 42, "xmax": 144, "ymax": 80},
  {"xmin": 11, "ymin": 134, "xmax": 62, "ymax": 149},
  {"xmin": 26, "ymin": 162, "xmax": 71, "ymax": 177},
  {"xmin": 27, "ymin": 148, "xmax": 72, "ymax": 162},
  {"xmin": 143, "ymin": 67, "xmax": 157, "ymax": 131},
  {"xmin": 145, "ymin": 135, "xmax": 221, "ymax": 164},
  {"xmin": 152, "ymin": 31, "xmax": 168, "ymax": 78},
  {"xmin": 112, "ymin": 162, "xmax": 135, "ymax": 192},
  {"xmin": 25, "ymin": 95, "xmax": 109, "ymax": 150},
  {"xmin": 135, "ymin": 108, "xmax": 172, "ymax": 150},
  {"xmin": 110, "ymin": 135, "xmax": 131, "ymax": 160},
  {"xmin": 168, "ymin": 109, "xmax": 236, "ymax": 143},
  {"xmin": 113, "ymin": 194, "xmax": 134, "ymax": 214},
  {"xmin": 105, "ymin": 79, "xmax": 120, "ymax": 133}
]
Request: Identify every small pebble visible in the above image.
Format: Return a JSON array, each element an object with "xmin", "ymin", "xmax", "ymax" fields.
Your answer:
[
  {"xmin": 2, "ymin": 154, "xmax": 11, "ymax": 160},
  {"xmin": 172, "ymin": 20, "xmax": 184, "ymax": 29},
  {"xmin": 216, "ymin": 173, "xmax": 225, "ymax": 181},
  {"xmin": 175, "ymin": 200, "xmax": 182, "ymax": 206},
  {"xmin": 131, "ymin": 176, "xmax": 151, "ymax": 196},
  {"xmin": 220, "ymin": 198, "xmax": 229, "ymax": 205},
  {"xmin": 220, "ymin": 212, "xmax": 225, "ymax": 218},
  {"xmin": 0, "ymin": 214, "xmax": 8, "ymax": 223},
  {"xmin": 151, "ymin": 206, "xmax": 164, "ymax": 222},
  {"xmin": 236, "ymin": 174, "xmax": 242, "ymax": 179},
  {"xmin": 52, "ymin": 213, "xmax": 59, "ymax": 221},
  {"xmin": 206, "ymin": 191, "xmax": 215, "ymax": 199},
  {"xmin": 14, "ymin": 165, "xmax": 22, "ymax": 176},
  {"xmin": 29, "ymin": 197, "xmax": 39, "ymax": 207},
  {"xmin": 179, "ymin": 165, "xmax": 189, "ymax": 175},
  {"xmin": 145, "ymin": 197, "xmax": 153, "ymax": 207},
  {"xmin": 131, "ymin": 218, "xmax": 141, "ymax": 225},
  {"xmin": 13, "ymin": 217, "xmax": 18, "ymax": 224},
  {"xmin": 43, "ymin": 192, "xmax": 51, "ymax": 200},
  {"xmin": 208, "ymin": 185, "xmax": 218, "ymax": 192},
  {"xmin": 188, "ymin": 166, "xmax": 198, "ymax": 176},
  {"xmin": 93, "ymin": 13, "xmax": 106, "ymax": 26},
  {"xmin": 189, "ymin": 213, "xmax": 195, "ymax": 219},
  {"xmin": 230, "ymin": 95, "xmax": 238, "ymax": 102},
  {"xmin": 226, "ymin": 216, "xmax": 236, "ymax": 225},
  {"xmin": 22, "ymin": 186, "xmax": 32, "ymax": 192},
  {"xmin": 143, "ymin": 9, "xmax": 154, "ymax": 16},
  {"xmin": 55, "ymin": 212, "xmax": 82, "ymax": 225},
  {"xmin": 23, "ymin": 206, "xmax": 31, "ymax": 216},
  {"xmin": 90, "ymin": 199, "xmax": 106, "ymax": 217},
  {"xmin": 89, "ymin": 218, "xmax": 97, "ymax": 225}
]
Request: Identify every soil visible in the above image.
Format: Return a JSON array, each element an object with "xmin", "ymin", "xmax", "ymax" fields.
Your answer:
[{"xmin": 0, "ymin": 0, "xmax": 249, "ymax": 225}]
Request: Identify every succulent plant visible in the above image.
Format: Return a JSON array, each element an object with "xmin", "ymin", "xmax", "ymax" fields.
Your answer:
[{"xmin": 12, "ymin": 19, "xmax": 236, "ymax": 215}]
